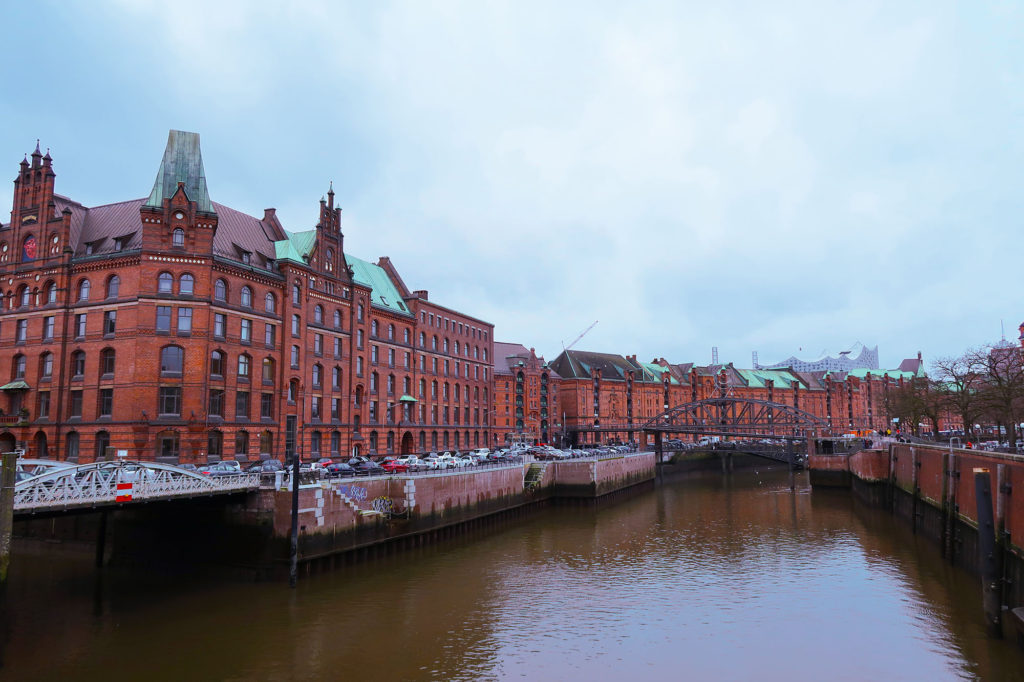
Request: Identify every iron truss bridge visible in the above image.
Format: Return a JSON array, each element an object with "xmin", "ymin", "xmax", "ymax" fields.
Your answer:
[
  {"xmin": 14, "ymin": 461, "xmax": 261, "ymax": 516},
  {"xmin": 571, "ymin": 398, "xmax": 831, "ymax": 439}
]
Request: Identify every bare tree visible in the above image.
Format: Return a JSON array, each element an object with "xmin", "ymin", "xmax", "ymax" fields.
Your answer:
[
  {"xmin": 889, "ymin": 377, "xmax": 941, "ymax": 437},
  {"xmin": 966, "ymin": 344, "xmax": 1024, "ymax": 444},
  {"xmin": 932, "ymin": 352, "xmax": 985, "ymax": 439}
]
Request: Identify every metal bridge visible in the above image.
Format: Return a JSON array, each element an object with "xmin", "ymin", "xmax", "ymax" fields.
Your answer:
[{"xmin": 13, "ymin": 460, "xmax": 261, "ymax": 516}]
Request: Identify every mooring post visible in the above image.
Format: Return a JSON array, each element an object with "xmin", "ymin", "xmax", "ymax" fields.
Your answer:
[
  {"xmin": 95, "ymin": 511, "xmax": 108, "ymax": 568},
  {"xmin": 0, "ymin": 450, "xmax": 15, "ymax": 585},
  {"xmin": 911, "ymin": 448, "xmax": 919, "ymax": 534},
  {"xmin": 289, "ymin": 455, "xmax": 300, "ymax": 589},
  {"xmin": 973, "ymin": 467, "xmax": 1002, "ymax": 637}
]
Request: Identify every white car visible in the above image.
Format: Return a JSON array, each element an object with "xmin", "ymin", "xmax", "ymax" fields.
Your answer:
[
  {"xmin": 421, "ymin": 456, "xmax": 445, "ymax": 470},
  {"xmin": 396, "ymin": 455, "xmax": 421, "ymax": 468}
]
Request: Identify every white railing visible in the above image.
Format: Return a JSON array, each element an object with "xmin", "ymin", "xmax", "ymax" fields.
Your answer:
[{"xmin": 14, "ymin": 461, "xmax": 260, "ymax": 514}]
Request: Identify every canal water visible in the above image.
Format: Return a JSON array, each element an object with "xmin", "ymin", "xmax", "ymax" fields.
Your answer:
[{"xmin": 2, "ymin": 468, "xmax": 1023, "ymax": 681}]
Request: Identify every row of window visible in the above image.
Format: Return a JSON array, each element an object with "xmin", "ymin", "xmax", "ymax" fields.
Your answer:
[{"xmin": 418, "ymin": 310, "xmax": 489, "ymax": 342}]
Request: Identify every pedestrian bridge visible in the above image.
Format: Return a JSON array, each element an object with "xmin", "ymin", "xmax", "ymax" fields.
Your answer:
[{"xmin": 13, "ymin": 460, "xmax": 261, "ymax": 516}]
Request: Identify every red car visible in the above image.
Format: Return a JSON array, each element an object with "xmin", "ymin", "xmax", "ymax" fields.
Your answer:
[{"xmin": 380, "ymin": 458, "xmax": 409, "ymax": 473}]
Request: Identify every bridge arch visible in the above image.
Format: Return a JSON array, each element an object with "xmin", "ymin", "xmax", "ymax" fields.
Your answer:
[{"xmin": 642, "ymin": 397, "xmax": 827, "ymax": 438}]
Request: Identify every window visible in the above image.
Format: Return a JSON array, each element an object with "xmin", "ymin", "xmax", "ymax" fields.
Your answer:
[
  {"xmin": 292, "ymin": 282, "xmax": 301, "ymax": 305},
  {"xmin": 180, "ymin": 274, "xmax": 194, "ymax": 296},
  {"xmin": 387, "ymin": 374, "xmax": 395, "ymax": 395},
  {"xmin": 333, "ymin": 310, "xmax": 342, "ymax": 328},
  {"xmin": 214, "ymin": 313, "xmax": 226, "ymax": 338},
  {"xmin": 208, "ymin": 389, "xmax": 225, "ymax": 417},
  {"xmin": 235, "ymin": 431, "xmax": 249, "ymax": 457},
  {"xmin": 158, "ymin": 272, "xmax": 173, "ymax": 293},
  {"xmin": 240, "ymin": 318, "xmax": 251, "ymax": 343},
  {"xmin": 106, "ymin": 275, "xmax": 120, "ymax": 299},
  {"xmin": 357, "ymin": 330, "xmax": 363, "ymax": 348},
  {"xmin": 99, "ymin": 389, "xmax": 113, "ymax": 417},
  {"xmin": 38, "ymin": 391, "xmax": 50, "ymax": 419},
  {"xmin": 264, "ymin": 323, "xmax": 276, "ymax": 347},
  {"xmin": 46, "ymin": 282, "xmax": 57, "ymax": 304},
  {"xmin": 40, "ymin": 352, "xmax": 53, "ymax": 379},
  {"xmin": 240, "ymin": 286, "xmax": 252, "ymax": 308},
  {"xmin": 371, "ymin": 345, "xmax": 378, "ymax": 364},
  {"xmin": 172, "ymin": 228, "xmax": 184, "ymax": 247},
  {"xmin": 100, "ymin": 310, "xmax": 115, "ymax": 336},
  {"xmin": 214, "ymin": 279, "xmax": 227, "ymax": 301},
  {"xmin": 261, "ymin": 393, "xmax": 273, "ymax": 419},
  {"xmin": 331, "ymin": 399, "xmax": 341, "ymax": 422},
  {"xmin": 312, "ymin": 364, "xmax": 322, "ymax": 388},
  {"xmin": 177, "ymin": 308, "xmax": 193, "ymax": 334},
  {"xmin": 371, "ymin": 321, "xmax": 379, "ymax": 337},
  {"xmin": 158, "ymin": 387, "xmax": 181, "ymax": 416},
  {"xmin": 432, "ymin": 336, "xmax": 438, "ymax": 351},
  {"xmin": 13, "ymin": 354, "xmax": 25, "ymax": 379},
  {"xmin": 325, "ymin": 247, "xmax": 334, "ymax": 272},
  {"xmin": 260, "ymin": 430, "xmax": 273, "ymax": 454},
  {"xmin": 161, "ymin": 346, "xmax": 183, "ymax": 374},
  {"xmin": 262, "ymin": 357, "xmax": 275, "ymax": 383},
  {"xmin": 235, "ymin": 391, "xmax": 250, "ymax": 419},
  {"xmin": 291, "ymin": 314, "xmax": 301, "ymax": 336},
  {"xmin": 74, "ymin": 313, "xmax": 86, "ymax": 338},
  {"xmin": 159, "ymin": 430, "xmax": 179, "ymax": 459},
  {"xmin": 265, "ymin": 292, "xmax": 276, "ymax": 313},
  {"xmin": 314, "ymin": 333, "xmax": 323, "ymax": 356},
  {"xmin": 333, "ymin": 338, "xmax": 341, "ymax": 359},
  {"xmin": 314, "ymin": 305, "xmax": 323, "ymax": 325},
  {"xmin": 311, "ymin": 397, "xmax": 322, "ymax": 421},
  {"xmin": 156, "ymin": 306, "xmax": 172, "ymax": 332},
  {"xmin": 71, "ymin": 351, "xmax": 85, "ymax": 378},
  {"xmin": 237, "ymin": 354, "xmax": 251, "ymax": 378},
  {"xmin": 356, "ymin": 356, "xmax": 363, "ymax": 376},
  {"xmin": 208, "ymin": 430, "xmax": 223, "ymax": 457},
  {"xmin": 95, "ymin": 431, "xmax": 110, "ymax": 460},
  {"xmin": 288, "ymin": 379, "xmax": 299, "ymax": 402},
  {"xmin": 404, "ymin": 328, "xmax": 410, "ymax": 343},
  {"xmin": 15, "ymin": 319, "xmax": 27, "ymax": 343},
  {"xmin": 210, "ymin": 350, "xmax": 225, "ymax": 376},
  {"xmin": 66, "ymin": 432, "xmax": 80, "ymax": 460},
  {"xmin": 388, "ymin": 348, "xmax": 395, "ymax": 367},
  {"xmin": 42, "ymin": 316, "xmax": 54, "ymax": 341},
  {"xmin": 311, "ymin": 430, "xmax": 322, "ymax": 455},
  {"xmin": 291, "ymin": 345, "xmax": 300, "ymax": 368},
  {"xmin": 370, "ymin": 372, "xmax": 378, "ymax": 393},
  {"xmin": 77, "ymin": 279, "xmax": 90, "ymax": 302},
  {"xmin": 69, "ymin": 390, "xmax": 83, "ymax": 418},
  {"xmin": 100, "ymin": 348, "xmax": 115, "ymax": 376},
  {"xmin": 357, "ymin": 303, "xmax": 364, "ymax": 321},
  {"xmin": 332, "ymin": 367, "xmax": 341, "ymax": 389}
]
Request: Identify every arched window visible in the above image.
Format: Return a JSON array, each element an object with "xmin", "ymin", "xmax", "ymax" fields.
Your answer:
[
  {"xmin": 66, "ymin": 431, "xmax": 80, "ymax": 461},
  {"xmin": 100, "ymin": 348, "xmax": 115, "ymax": 376},
  {"xmin": 17, "ymin": 285, "xmax": 30, "ymax": 308},
  {"xmin": 208, "ymin": 430, "xmax": 223, "ymax": 458},
  {"xmin": 292, "ymin": 282, "xmax": 301, "ymax": 305},
  {"xmin": 106, "ymin": 275, "xmax": 120, "ymax": 299},
  {"xmin": 214, "ymin": 279, "xmax": 227, "ymax": 301},
  {"xmin": 419, "ymin": 379, "xmax": 426, "ymax": 397},
  {"xmin": 172, "ymin": 228, "xmax": 185, "ymax": 247},
  {"xmin": 180, "ymin": 274, "xmax": 194, "ymax": 296},
  {"xmin": 288, "ymin": 379, "xmax": 299, "ymax": 402},
  {"xmin": 210, "ymin": 350, "xmax": 225, "ymax": 377},
  {"xmin": 333, "ymin": 310, "xmax": 342, "ymax": 328},
  {"xmin": 371, "ymin": 320, "xmax": 379, "ymax": 337},
  {"xmin": 237, "ymin": 353, "xmax": 251, "ymax": 378},
  {"xmin": 370, "ymin": 371, "xmax": 379, "ymax": 393},
  {"xmin": 444, "ymin": 338, "xmax": 449, "ymax": 353},
  {"xmin": 235, "ymin": 430, "xmax": 249, "ymax": 457},
  {"xmin": 316, "ymin": 364, "xmax": 328, "ymax": 388},
  {"xmin": 158, "ymin": 430, "xmax": 180, "ymax": 459},
  {"xmin": 95, "ymin": 431, "xmax": 110, "ymax": 461},
  {"xmin": 240, "ymin": 286, "xmax": 252, "ymax": 308},
  {"xmin": 432, "ymin": 336, "xmax": 438, "ymax": 351},
  {"xmin": 160, "ymin": 346, "xmax": 184, "ymax": 374},
  {"xmin": 34, "ymin": 431, "xmax": 49, "ymax": 459},
  {"xmin": 387, "ymin": 324, "xmax": 395, "ymax": 340},
  {"xmin": 325, "ymin": 248, "xmax": 334, "ymax": 272},
  {"xmin": 77, "ymin": 279, "xmax": 90, "ymax": 302},
  {"xmin": 158, "ymin": 272, "xmax": 173, "ymax": 294},
  {"xmin": 369, "ymin": 431, "xmax": 378, "ymax": 452},
  {"xmin": 265, "ymin": 292, "xmax": 276, "ymax": 313},
  {"xmin": 314, "ymin": 305, "xmax": 323, "ymax": 325},
  {"xmin": 40, "ymin": 352, "xmax": 53, "ymax": 379},
  {"xmin": 45, "ymin": 281, "xmax": 57, "ymax": 304},
  {"xmin": 454, "ymin": 341, "xmax": 460, "ymax": 355},
  {"xmin": 262, "ymin": 357, "xmax": 275, "ymax": 383},
  {"xmin": 357, "ymin": 303, "xmax": 364, "ymax": 321},
  {"xmin": 419, "ymin": 332, "xmax": 426, "ymax": 347},
  {"xmin": 354, "ymin": 385, "xmax": 364, "ymax": 407},
  {"xmin": 259, "ymin": 430, "xmax": 273, "ymax": 455}
]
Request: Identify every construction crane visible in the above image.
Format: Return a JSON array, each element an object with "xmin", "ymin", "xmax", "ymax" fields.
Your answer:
[{"xmin": 563, "ymin": 320, "xmax": 598, "ymax": 352}]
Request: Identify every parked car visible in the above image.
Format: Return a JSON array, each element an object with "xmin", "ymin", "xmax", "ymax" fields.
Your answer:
[
  {"xmin": 381, "ymin": 458, "xmax": 409, "ymax": 473},
  {"xmin": 311, "ymin": 457, "xmax": 334, "ymax": 471},
  {"xmin": 421, "ymin": 456, "xmax": 445, "ymax": 470},
  {"xmin": 325, "ymin": 462, "xmax": 355, "ymax": 477},
  {"xmin": 352, "ymin": 460, "xmax": 384, "ymax": 476},
  {"xmin": 396, "ymin": 455, "xmax": 422, "ymax": 468},
  {"xmin": 199, "ymin": 461, "xmax": 242, "ymax": 477}
]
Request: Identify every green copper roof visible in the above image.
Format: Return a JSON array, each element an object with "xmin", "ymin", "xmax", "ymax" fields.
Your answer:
[
  {"xmin": 735, "ymin": 368, "xmax": 799, "ymax": 389},
  {"xmin": 145, "ymin": 130, "xmax": 214, "ymax": 214},
  {"xmin": 0, "ymin": 380, "xmax": 30, "ymax": 391},
  {"xmin": 348, "ymin": 255, "xmax": 411, "ymax": 316},
  {"xmin": 637, "ymin": 361, "xmax": 680, "ymax": 384},
  {"xmin": 287, "ymin": 230, "xmax": 317, "ymax": 258}
]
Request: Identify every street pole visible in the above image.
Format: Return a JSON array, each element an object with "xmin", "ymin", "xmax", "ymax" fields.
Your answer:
[
  {"xmin": 0, "ymin": 451, "xmax": 16, "ymax": 585},
  {"xmin": 289, "ymin": 453, "xmax": 300, "ymax": 589}
]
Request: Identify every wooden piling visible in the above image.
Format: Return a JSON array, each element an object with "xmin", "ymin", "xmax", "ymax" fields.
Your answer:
[
  {"xmin": 0, "ymin": 451, "xmax": 14, "ymax": 585},
  {"xmin": 973, "ymin": 468, "xmax": 1003, "ymax": 637}
]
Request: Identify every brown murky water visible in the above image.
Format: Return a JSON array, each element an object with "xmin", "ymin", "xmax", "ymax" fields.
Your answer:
[{"xmin": 2, "ymin": 469, "xmax": 1023, "ymax": 681}]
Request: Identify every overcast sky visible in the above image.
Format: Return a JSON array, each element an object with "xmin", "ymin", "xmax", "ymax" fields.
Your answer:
[{"xmin": 2, "ymin": 1, "xmax": 1021, "ymax": 370}]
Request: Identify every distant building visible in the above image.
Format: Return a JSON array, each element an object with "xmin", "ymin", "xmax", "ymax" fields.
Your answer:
[
  {"xmin": 759, "ymin": 342, "xmax": 879, "ymax": 373},
  {"xmin": 492, "ymin": 343, "xmax": 558, "ymax": 446}
]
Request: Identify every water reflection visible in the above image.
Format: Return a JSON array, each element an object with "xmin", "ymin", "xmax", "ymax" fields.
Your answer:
[{"xmin": 1, "ymin": 469, "xmax": 1022, "ymax": 681}]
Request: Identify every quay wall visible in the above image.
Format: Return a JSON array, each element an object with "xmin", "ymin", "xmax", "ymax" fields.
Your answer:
[{"xmin": 809, "ymin": 444, "xmax": 1024, "ymax": 627}]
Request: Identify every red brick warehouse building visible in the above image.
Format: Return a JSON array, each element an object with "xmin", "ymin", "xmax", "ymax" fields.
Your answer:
[{"xmin": 0, "ymin": 131, "xmax": 493, "ymax": 464}]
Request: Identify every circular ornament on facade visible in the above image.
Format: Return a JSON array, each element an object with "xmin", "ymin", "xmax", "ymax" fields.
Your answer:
[
  {"xmin": 174, "ymin": 211, "xmax": 185, "ymax": 220},
  {"xmin": 35, "ymin": 274, "xmax": 40, "ymax": 281},
  {"xmin": 2, "ymin": 244, "xmax": 8, "ymax": 252}
]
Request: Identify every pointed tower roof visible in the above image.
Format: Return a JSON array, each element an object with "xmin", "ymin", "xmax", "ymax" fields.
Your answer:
[{"xmin": 144, "ymin": 130, "xmax": 214, "ymax": 214}]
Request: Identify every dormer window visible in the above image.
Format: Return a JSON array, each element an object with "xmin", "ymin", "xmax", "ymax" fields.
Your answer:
[
  {"xmin": 242, "ymin": 252, "xmax": 251, "ymax": 265},
  {"xmin": 85, "ymin": 242, "xmax": 95, "ymax": 255},
  {"xmin": 172, "ymin": 229, "xmax": 184, "ymax": 247}
]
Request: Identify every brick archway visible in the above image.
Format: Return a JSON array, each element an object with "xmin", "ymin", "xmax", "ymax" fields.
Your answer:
[{"xmin": 401, "ymin": 432, "xmax": 414, "ymax": 455}]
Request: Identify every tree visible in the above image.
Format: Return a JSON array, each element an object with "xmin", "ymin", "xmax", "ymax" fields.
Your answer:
[
  {"xmin": 966, "ymin": 344, "xmax": 1024, "ymax": 444},
  {"xmin": 932, "ymin": 352, "xmax": 985, "ymax": 439},
  {"xmin": 889, "ymin": 376, "xmax": 942, "ymax": 437}
]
